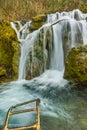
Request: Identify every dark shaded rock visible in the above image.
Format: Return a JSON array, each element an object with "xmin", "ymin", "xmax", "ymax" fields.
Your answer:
[{"xmin": 0, "ymin": 67, "xmax": 6, "ymax": 77}]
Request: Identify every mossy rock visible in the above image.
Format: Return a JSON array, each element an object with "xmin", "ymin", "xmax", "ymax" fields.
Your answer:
[
  {"xmin": 64, "ymin": 45, "xmax": 87, "ymax": 85},
  {"xmin": 32, "ymin": 14, "xmax": 47, "ymax": 22},
  {"xmin": 0, "ymin": 20, "xmax": 19, "ymax": 82},
  {"xmin": 30, "ymin": 14, "xmax": 47, "ymax": 31}
]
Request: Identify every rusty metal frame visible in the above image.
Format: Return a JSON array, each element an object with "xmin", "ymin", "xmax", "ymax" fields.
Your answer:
[{"xmin": 3, "ymin": 98, "xmax": 40, "ymax": 130}]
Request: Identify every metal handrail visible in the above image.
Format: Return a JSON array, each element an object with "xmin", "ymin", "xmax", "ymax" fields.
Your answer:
[{"xmin": 3, "ymin": 98, "xmax": 40, "ymax": 130}]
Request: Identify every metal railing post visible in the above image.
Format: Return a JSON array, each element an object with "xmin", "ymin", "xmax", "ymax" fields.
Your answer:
[
  {"xmin": 36, "ymin": 99, "xmax": 40, "ymax": 130},
  {"xmin": 3, "ymin": 98, "xmax": 41, "ymax": 130}
]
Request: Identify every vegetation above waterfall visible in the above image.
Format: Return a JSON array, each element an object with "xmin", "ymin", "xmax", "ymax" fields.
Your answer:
[
  {"xmin": 64, "ymin": 45, "xmax": 87, "ymax": 85},
  {"xmin": 0, "ymin": 0, "xmax": 87, "ymax": 21}
]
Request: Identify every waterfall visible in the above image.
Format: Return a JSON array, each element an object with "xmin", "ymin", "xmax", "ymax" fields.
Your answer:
[
  {"xmin": 79, "ymin": 20, "xmax": 87, "ymax": 45},
  {"xmin": 50, "ymin": 23, "xmax": 64, "ymax": 71},
  {"xmin": 11, "ymin": 9, "xmax": 87, "ymax": 81},
  {"xmin": 18, "ymin": 31, "xmax": 39, "ymax": 79},
  {"xmin": 11, "ymin": 21, "xmax": 40, "ymax": 79}
]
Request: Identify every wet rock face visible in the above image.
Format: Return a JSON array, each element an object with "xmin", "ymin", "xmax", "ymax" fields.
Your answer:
[
  {"xmin": 64, "ymin": 45, "xmax": 87, "ymax": 85},
  {"xmin": 0, "ymin": 21, "xmax": 19, "ymax": 83},
  {"xmin": 26, "ymin": 26, "xmax": 53, "ymax": 80}
]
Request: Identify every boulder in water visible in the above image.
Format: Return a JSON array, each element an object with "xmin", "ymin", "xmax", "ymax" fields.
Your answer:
[{"xmin": 64, "ymin": 45, "xmax": 87, "ymax": 85}]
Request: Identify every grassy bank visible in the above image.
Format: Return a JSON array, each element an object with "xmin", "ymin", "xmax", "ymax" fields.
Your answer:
[{"xmin": 0, "ymin": 0, "xmax": 87, "ymax": 21}]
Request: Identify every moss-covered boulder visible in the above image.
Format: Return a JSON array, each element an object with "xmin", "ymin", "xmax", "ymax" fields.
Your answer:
[
  {"xmin": 64, "ymin": 45, "xmax": 87, "ymax": 85},
  {"xmin": 29, "ymin": 14, "xmax": 47, "ymax": 31},
  {"xmin": 0, "ymin": 21, "xmax": 19, "ymax": 83}
]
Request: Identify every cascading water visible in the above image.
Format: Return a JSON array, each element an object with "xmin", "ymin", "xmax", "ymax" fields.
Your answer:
[
  {"xmin": 11, "ymin": 9, "xmax": 87, "ymax": 82},
  {"xmin": 11, "ymin": 22, "xmax": 40, "ymax": 80},
  {"xmin": 0, "ymin": 9, "xmax": 87, "ymax": 130},
  {"xmin": 50, "ymin": 23, "xmax": 64, "ymax": 71}
]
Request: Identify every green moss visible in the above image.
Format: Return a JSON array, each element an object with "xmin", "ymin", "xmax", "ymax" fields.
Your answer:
[
  {"xmin": 64, "ymin": 45, "xmax": 87, "ymax": 84},
  {"xmin": 30, "ymin": 14, "xmax": 47, "ymax": 31},
  {"xmin": 30, "ymin": 21, "xmax": 44, "ymax": 31},
  {"xmin": 0, "ymin": 21, "xmax": 19, "ymax": 82},
  {"xmin": 32, "ymin": 14, "xmax": 47, "ymax": 22}
]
